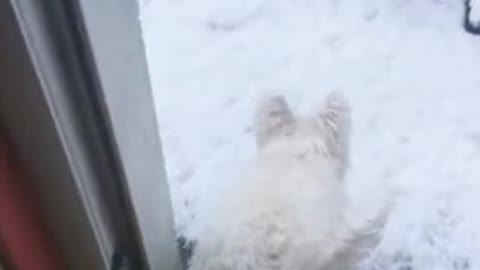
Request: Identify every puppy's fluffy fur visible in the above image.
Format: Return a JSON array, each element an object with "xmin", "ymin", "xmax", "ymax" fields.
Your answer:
[{"xmin": 189, "ymin": 92, "xmax": 386, "ymax": 270}]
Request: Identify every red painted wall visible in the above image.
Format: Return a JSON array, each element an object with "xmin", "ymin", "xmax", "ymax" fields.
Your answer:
[{"xmin": 0, "ymin": 134, "xmax": 64, "ymax": 270}]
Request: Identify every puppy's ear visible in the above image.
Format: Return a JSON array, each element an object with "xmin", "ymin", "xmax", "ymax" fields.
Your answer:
[
  {"xmin": 318, "ymin": 92, "xmax": 351, "ymax": 173},
  {"xmin": 254, "ymin": 95, "xmax": 294, "ymax": 147}
]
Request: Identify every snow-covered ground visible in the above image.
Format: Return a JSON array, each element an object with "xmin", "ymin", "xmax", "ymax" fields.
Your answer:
[{"xmin": 140, "ymin": 1, "xmax": 480, "ymax": 269}]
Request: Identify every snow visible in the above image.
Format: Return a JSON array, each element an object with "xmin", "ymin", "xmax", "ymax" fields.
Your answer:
[{"xmin": 139, "ymin": 1, "xmax": 480, "ymax": 269}]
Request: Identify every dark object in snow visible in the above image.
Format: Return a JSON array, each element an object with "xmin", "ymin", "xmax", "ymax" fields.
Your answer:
[
  {"xmin": 453, "ymin": 258, "xmax": 470, "ymax": 270},
  {"xmin": 177, "ymin": 236, "xmax": 195, "ymax": 269},
  {"xmin": 463, "ymin": 0, "xmax": 480, "ymax": 35}
]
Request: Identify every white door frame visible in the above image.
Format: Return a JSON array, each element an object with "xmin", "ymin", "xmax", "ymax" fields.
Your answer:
[{"xmin": 0, "ymin": 1, "xmax": 180, "ymax": 269}]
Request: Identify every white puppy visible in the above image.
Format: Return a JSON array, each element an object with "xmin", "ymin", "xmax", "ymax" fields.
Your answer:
[{"xmin": 189, "ymin": 92, "xmax": 386, "ymax": 270}]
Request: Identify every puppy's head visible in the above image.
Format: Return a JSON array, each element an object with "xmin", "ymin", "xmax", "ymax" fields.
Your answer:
[{"xmin": 253, "ymin": 92, "xmax": 351, "ymax": 175}]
